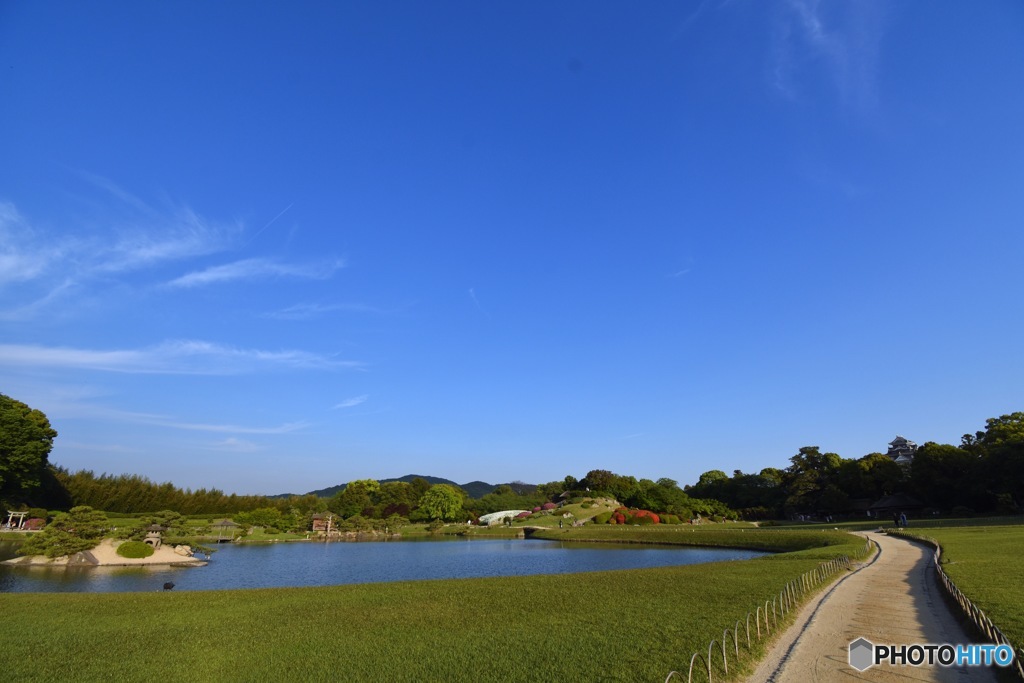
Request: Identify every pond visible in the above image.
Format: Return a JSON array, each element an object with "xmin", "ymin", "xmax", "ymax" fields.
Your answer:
[{"xmin": 0, "ymin": 538, "xmax": 766, "ymax": 593}]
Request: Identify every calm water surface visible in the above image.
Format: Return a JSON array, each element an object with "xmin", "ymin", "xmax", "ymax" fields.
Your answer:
[{"xmin": 0, "ymin": 538, "xmax": 765, "ymax": 593}]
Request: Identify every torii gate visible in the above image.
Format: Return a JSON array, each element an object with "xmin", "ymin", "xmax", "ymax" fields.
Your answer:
[{"xmin": 5, "ymin": 511, "xmax": 28, "ymax": 530}]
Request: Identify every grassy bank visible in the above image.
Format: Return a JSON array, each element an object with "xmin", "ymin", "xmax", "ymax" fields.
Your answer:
[
  {"xmin": 0, "ymin": 528, "xmax": 867, "ymax": 682},
  {"xmin": 533, "ymin": 524, "xmax": 858, "ymax": 554},
  {"xmin": 892, "ymin": 523, "xmax": 1024, "ymax": 651}
]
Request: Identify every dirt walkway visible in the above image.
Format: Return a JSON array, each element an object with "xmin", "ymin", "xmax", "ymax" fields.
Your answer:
[{"xmin": 745, "ymin": 531, "xmax": 997, "ymax": 683}]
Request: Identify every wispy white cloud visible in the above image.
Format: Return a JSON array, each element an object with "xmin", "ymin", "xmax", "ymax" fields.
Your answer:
[
  {"xmin": 96, "ymin": 207, "xmax": 238, "ymax": 274},
  {"xmin": 58, "ymin": 440, "xmax": 144, "ymax": 454},
  {"xmin": 36, "ymin": 396, "xmax": 309, "ymax": 435},
  {"xmin": 0, "ymin": 189, "xmax": 241, "ymax": 320},
  {"xmin": 0, "ymin": 340, "xmax": 362, "ymax": 374},
  {"xmin": 76, "ymin": 169, "xmax": 160, "ymax": 216},
  {"xmin": 771, "ymin": 0, "xmax": 886, "ymax": 116},
  {"xmin": 170, "ymin": 421, "xmax": 307, "ymax": 435},
  {"xmin": 263, "ymin": 301, "xmax": 393, "ymax": 320},
  {"xmin": 0, "ymin": 201, "xmax": 67, "ymax": 284},
  {"xmin": 469, "ymin": 287, "xmax": 490, "ymax": 318},
  {"xmin": 333, "ymin": 395, "xmax": 369, "ymax": 410},
  {"xmin": 204, "ymin": 438, "xmax": 264, "ymax": 453},
  {"xmin": 264, "ymin": 302, "xmax": 342, "ymax": 320},
  {"xmin": 0, "ymin": 279, "xmax": 78, "ymax": 322},
  {"xmin": 167, "ymin": 257, "xmax": 345, "ymax": 288}
]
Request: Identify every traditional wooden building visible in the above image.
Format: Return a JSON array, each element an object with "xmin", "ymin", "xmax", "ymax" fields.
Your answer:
[
  {"xmin": 868, "ymin": 493, "xmax": 924, "ymax": 519},
  {"xmin": 886, "ymin": 435, "xmax": 918, "ymax": 466},
  {"xmin": 311, "ymin": 514, "xmax": 334, "ymax": 533}
]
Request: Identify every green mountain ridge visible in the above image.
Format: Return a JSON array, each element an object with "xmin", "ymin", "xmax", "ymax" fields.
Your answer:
[{"xmin": 276, "ymin": 475, "xmax": 537, "ymax": 500}]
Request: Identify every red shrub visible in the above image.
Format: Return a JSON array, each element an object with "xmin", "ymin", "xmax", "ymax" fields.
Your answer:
[{"xmin": 632, "ymin": 509, "xmax": 660, "ymax": 524}]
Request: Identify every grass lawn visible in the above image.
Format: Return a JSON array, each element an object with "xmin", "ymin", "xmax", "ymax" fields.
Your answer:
[
  {"xmin": 0, "ymin": 528, "xmax": 868, "ymax": 682},
  {"xmin": 894, "ymin": 523, "xmax": 1024, "ymax": 652}
]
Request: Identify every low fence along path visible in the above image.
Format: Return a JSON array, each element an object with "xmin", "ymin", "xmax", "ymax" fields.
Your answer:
[{"xmin": 746, "ymin": 531, "xmax": 998, "ymax": 683}]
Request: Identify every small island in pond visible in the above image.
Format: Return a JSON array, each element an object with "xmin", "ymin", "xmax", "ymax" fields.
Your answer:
[{"xmin": 2, "ymin": 538, "xmax": 207, "ymax": 568}]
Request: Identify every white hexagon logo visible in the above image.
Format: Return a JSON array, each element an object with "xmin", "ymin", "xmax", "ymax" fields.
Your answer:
[{"xmin": 849, "ymin": 637, "xmax": 875, "ymax": 671}]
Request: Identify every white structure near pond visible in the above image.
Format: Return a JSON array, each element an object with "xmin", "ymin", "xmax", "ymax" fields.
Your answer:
[{"xmin": 478, "ymin": 510, "xmax": 530, "ymax": 526}]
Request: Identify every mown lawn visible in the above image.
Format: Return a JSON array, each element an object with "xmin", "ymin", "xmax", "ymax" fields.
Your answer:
[
  {"xmin": 899, "ymin": 523, "xmax": 1024, "ymax": 651},
  {"xmin": 534, "ymin": 524, "xmax": 861, "ymax": 555},
  {"xmin": 0, "ymin": 529, "xmax": 868, "ymax": 682}
]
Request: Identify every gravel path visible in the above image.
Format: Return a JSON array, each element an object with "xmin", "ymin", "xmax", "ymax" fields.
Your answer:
[{"xmin": 745, "ymin": 531, "xmax": 997, "ymax": 683}]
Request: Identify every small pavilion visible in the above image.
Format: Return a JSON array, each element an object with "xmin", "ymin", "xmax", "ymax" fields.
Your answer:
[{"xmin": 211, "ymin": 519, "xmax": 240, "ymax": 543}]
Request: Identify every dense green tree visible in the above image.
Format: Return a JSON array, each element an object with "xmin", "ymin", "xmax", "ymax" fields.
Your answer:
[
  {"xmin": 376, "ymin": 481, "xmax": 416, "ymax": 517},
  {"xmin": 686, "ymin": 470, "xmax": 729, "ymax": 502},
  {"xmin": 832, "ymin": 453, "xmax": 904, "ymax": 502},
  {"xmin": 535, "ymin": 480, "xmax": 566, "ymax": 500},
  {"xmin": 418, "ymin": 484, "xmax": 463, "ymax": 521},
  {"xmin": 978, "ymin": 413, "xmax": 1024, "ymax": 507},
  {"xmin": 471, "ymin": 487, "xmax": 545, "ymax": 516},
  {"xmin": 133, "ymin": 510, "xmax": 189, "ymax": 538},
  {"xmin": 18, "ymin": 506, "xmax": 108, "ymax": 558},
  {"xmin": 235, "ymin": 507, "xmax": 284, "ymax": 530},
  {"xmin": 0, "ymin": 393, "xmax": 58, "ymax": 502},
  {"xmin": 977, "ymin": 412, "xmax": 1024, "ymax": 448},
  {"xmin": 784, "ymin": 446, "xmax": 845, "ymax": 513},
  {"xmin": 580, "ymin": 469, "xmax": 615, "ymax": 493},
  {"xmin": 54, "ymin": 469, "xmax": 296, "ymax": 515},
  {"xmin": 623, "ymin": 478, "xmax": 694, "ymax": 516},
  {"xmin": 909, "ymin": 442, "xmax": 984, "ymax": 510},
  {"xmin": 409, "ymin": 477, "xmax": 432, "ymax": 501},
  {"xmin": 606, "ymin": 474, "xmax": 640, "ymax": 503},
  {"xmin": 328, "ymin": 479, "xmax": 381, "ymax": 518},
  {"xmin": 685, "ymin": 468, "xmax": 785, "ymax": 516}
]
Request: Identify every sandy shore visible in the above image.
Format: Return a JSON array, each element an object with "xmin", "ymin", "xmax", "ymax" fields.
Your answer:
[{"xmin": 2, "ymin": 538, "xmax": 207, "ymax": 567}]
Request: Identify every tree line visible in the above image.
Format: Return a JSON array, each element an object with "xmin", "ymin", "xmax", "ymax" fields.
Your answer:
[
  {"xmin": 687, "ymin": 413, "xmax": 1024, "ymax": 518},
  {"xmin": 317, "ymin": 470, "xmax": 735, "ymax": 526},
  {"xmin": 2, "ymin": 392, "xmax": 1020, "ymax": 521}
]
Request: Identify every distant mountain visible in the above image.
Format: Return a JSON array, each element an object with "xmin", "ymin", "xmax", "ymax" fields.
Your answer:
[
  {"xmin": 459, "ymin": 480, "xmax": 497, "ymax": 498},
  {"xmin": 284, "ymin": 474, "xmax": 535, "ymax": 499}
]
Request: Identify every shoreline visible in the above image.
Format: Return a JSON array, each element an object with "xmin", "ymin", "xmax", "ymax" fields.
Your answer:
[{"xmin": 2, "ymin": 538, "xmax": 207, "ymax": 568}]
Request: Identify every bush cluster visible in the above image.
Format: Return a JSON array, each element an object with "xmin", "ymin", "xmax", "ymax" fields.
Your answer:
[
  {"xmin": 605, "ymin": 508, "xmax": 661, "ymax": 525},
  {"xmin": 116, "ymin": 541, "xmax": 155, "ymax": 559}
]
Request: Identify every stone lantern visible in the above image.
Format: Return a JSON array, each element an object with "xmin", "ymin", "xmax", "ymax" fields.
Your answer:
[{"xmin": 144, "ymin": 524, "xmax": 166, "ymax": 549}]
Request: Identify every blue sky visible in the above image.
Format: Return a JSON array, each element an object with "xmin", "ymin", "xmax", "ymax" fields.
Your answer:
[{"xmin": 2, "ymin": 2, "xmax": 1022, "ymax": 495}]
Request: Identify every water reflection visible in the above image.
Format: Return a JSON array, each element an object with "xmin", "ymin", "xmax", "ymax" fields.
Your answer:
[{"xmin": 0, "ymin": 538, "xmax": 765, "ymax": 593}]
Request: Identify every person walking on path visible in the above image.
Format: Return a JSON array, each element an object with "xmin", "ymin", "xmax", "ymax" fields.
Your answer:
[{"xmin": 746, "ymin": 531, "xmax": 999, "ymax": 683}]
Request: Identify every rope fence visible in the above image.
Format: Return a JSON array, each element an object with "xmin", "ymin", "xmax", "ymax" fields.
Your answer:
[
  {"xmin": 885, "ymin": 528, "xmax": 1024, "ymax": 681},
  {"xmin": 664, "ymin": 536, "xmax": 873, "ymax": 683}
]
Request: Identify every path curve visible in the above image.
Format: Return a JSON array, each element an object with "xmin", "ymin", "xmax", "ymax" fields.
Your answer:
[{"xmin": 745, "ymin": 531, "xmax": 997, "ymax": 683}]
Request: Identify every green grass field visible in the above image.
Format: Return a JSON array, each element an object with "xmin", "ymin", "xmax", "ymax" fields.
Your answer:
[
  {"xmin": 0, "ymin": 527, "xmax": 868, "ymax": 682},
  {"xmin": 894, "ymin": 524, "xmax": 1024, "ymax": 652}
]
